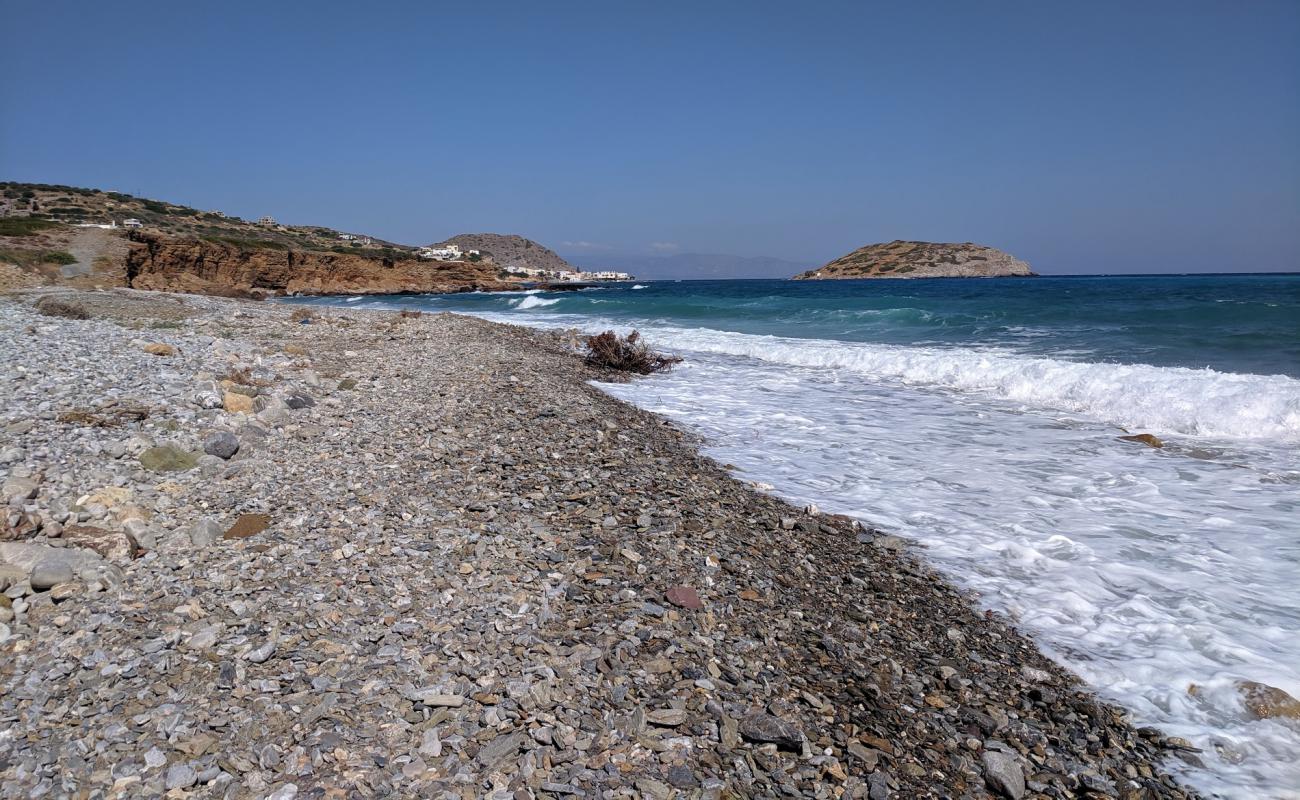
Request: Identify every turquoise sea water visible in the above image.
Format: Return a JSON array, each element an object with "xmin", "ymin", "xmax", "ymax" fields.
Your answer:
[{"xmin": 288, "ymin": 274, "xmax": 1300, "ymax": 798}]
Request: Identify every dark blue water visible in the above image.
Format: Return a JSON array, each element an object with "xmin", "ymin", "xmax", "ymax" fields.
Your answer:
[{"xmin": 315, "ymin": 274, "xmax": 1300, "ymax": 378}]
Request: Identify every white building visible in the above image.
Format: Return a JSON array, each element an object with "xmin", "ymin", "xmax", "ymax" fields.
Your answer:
[
  {"xmin": 123, "ymin": 218, "xmax": 143, "ymax": 228},
  {"xmin": 418, "ymin": 243, "xmax": 463, "ymax": 261},
  {"xmin": 559, "ymin": 270, "xmax": 633, "ymax": 282},
  {"xmin": 257, "ymin": 215, "xmax": 277, "ymax": 226}
]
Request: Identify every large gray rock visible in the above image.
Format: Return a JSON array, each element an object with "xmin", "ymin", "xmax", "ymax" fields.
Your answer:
[
  {"xmin": 0, "ymin": 542, "xmax": 108, "ymax": 585},
  {"xmin": 190, "ymin": 518, "xmax": 223, "ymax": 547},
  {"xmin": 30, "ymin": 561, "xmax": 74, "ymax": 590},
  {"xmin": 982, "ymin": 749, "xmax": 1026, "ymax": 799},
  {"xmin": 203, "ymin": 431, "xmax": 240, "ymax": 459},
  {"xmin": 3, "ymin": 476, "xmax": 38, "ymax": 504}
]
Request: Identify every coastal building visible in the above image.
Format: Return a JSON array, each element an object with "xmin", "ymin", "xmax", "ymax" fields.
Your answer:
[
  {"xmin": 560, "ymin": 270, "xmax": 633, "ymax": 282},
  {"xmin": 419, "ymin": 244, "xmax": 463, "ymax": 261},
  {"xmin": 123, "ymin": 218, "xmax": 143, "ymax": 228},
  {"xmin": 257, "ymin": 215, "xmax": 277, "ymax": 226}
]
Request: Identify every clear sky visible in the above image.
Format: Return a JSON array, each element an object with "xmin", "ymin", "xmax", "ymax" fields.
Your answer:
[{"xmin": 2, "ymin": 1, "xmax": 1297, "ymax": 274}]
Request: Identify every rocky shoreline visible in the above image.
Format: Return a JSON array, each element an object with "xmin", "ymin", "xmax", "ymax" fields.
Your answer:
[{"xmin": 0, "ymin": 289, "xmax": 1197, "ymax": 799}]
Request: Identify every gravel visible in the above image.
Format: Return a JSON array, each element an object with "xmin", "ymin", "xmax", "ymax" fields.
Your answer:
[{"xmin": 0, "ymin": 287, "xmax": 1199, "ymax": 798}]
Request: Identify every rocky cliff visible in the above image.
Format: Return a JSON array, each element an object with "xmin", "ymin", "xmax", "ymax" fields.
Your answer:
[
  {"xmin": 125, "ymin": 233, "xmax": 514, "ymax": 296},
  {"xmin": 794, "ymin": 240, "xmax": 1034, "ymax": 280},
  {"xmin": 435, "ymin": 233, "xmax": 576, "ymax": 274}
]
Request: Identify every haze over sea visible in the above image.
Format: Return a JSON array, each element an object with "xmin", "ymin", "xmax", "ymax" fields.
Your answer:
[{"xmin": 292, "ymin": 273, "xmax": 1300, "ymax": 798}]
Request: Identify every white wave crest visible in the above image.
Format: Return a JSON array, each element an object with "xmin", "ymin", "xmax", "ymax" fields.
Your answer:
[
  {"xmin": 513, "ymin": 295, "xmax": 561, "ymax": 310},
  {"xmin": 632, "ymin": 284, "xmax": 647, "ymax": 289},
  {"xmin": 640, "ymin": 327, "xmax": 1300, "ymax": 440}
]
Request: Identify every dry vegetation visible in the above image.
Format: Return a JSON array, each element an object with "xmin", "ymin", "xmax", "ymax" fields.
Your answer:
[
  {"xmin": 583, "ymin": 330, "xmax": 682, "ymax": 374},
  {"xmin": 34, "ymin": 296, "xmax": 90, "ymax": 320}
]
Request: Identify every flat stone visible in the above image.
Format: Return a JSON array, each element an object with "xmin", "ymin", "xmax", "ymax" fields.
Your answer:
[
  {"xmin": 664, "ymin": 584, "xmax": 703, "ymax": 610},
  {"xmin": 665, "ymin": 764, "xmax": 699, "ymax": 789},
  {"xmin": 646, "ymin": 708, "xmax": 686, "ymax": 727},
  {"xmin": 139, "ymin": 445, "xmax": 199, "ymax": 472},
  {"xmin": 738, "ymin": 712, "xmax": 802, "ymax": 750},
  {"xmin": 223, "ymin": 513, "xmax": 271, "ymax": 540},
  {"xmin": 416, "ymin": 693, "xmax": 463, "ymax": 708},
  {"xmin": 477, "ymin": 729, "xmax": 528, "ymax": 768}
]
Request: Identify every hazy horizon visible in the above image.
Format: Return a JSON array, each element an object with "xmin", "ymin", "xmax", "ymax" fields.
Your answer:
[{"xmin": 2, "ymin": 1, "xmax": 1297, "ymax": 276}]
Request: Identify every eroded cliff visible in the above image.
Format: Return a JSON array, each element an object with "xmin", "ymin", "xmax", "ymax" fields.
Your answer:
[{"xmin": 125, "ymin": 233, "xmax": 515, "ymax": 296}]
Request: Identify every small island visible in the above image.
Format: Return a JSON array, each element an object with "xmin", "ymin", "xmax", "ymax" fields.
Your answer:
[{"xmin": 793, "ymin": 240, "xmax": 1035, "ymax": 280}]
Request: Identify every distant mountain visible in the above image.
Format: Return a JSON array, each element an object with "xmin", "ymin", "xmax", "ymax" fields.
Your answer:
[
  {"xmin": 567, "ymin": 252, "xmax": 815, "ymax": 281},
  {"xmin": 794, "ymin": 240, "xmax": 1034, "ymax": 280},
  {"xmin": 434, "ymin": 233, "xmax": 576, "ymax": 273}
]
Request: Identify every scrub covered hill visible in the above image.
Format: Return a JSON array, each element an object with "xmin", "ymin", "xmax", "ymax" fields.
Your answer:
[{"xmin": 794, "ymin": 240, "xmax": 1035, "ymax": 279}]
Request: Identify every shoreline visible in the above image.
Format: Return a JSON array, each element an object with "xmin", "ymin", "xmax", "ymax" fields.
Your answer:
[{"xmin": 0, "ymin": 288, "xmax": 1197, "ymax": 798}]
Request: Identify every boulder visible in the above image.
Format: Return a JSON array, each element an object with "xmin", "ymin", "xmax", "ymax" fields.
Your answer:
[
  {"xmin": 1238, "ymin": 680, "xmax": 1300, "ymax": 720},
  {"xmin": 140, "ymin": 446, "xmax": 199, "ymax": 472},
  {"xmin": 203, "ymin": 431, "xmax": 240, "ymax": 459},
  {"xmin": 223, "ymin": 392, "xmax": 255, "ymax": 414},
  {"xmin": 982, "ymin": 750, "xmax": 1026, "ymax": 799},
  {"xmin": 62, "ymin": 524, "xmax": 140, "ymax": 562},
  {"xmin": 79, "ymin": 486, "xmax": 132, "ymax": 509},
  {"xmin": 191, "ymin": 518, "xmax": 224, "ymax": 547},
  {"xmin": 193, "ymin": 381, "xmax": 224, "ymax": 409},
  {"xmin": 1119, "ymin": 433, "xmax": 1164, "ymax": 448},
  {"xmin": 0, "ymin": 542, "xmax": 108, "ymax": 587},
  {"xmin": 257, "ymin": 406, "xmax": 290, "ymax": 427},
  {"xmin": 285, "ymin": 392, "xmax": 315, "ymax": 410},
  {"xmin": 2, "ymin": 476, "xmax": 38, "ymax": 503},
  {"xmin": 143, "ymin": 343, "xmax": 176, "ymax": 356}
]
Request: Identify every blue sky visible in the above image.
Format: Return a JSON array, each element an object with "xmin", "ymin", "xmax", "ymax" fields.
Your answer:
[{"xmin": 2, "ymin": 1, "xmax": 1297, "ymax": 274}]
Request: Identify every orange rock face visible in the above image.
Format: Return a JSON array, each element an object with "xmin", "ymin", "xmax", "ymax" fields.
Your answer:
[{"xmin": 125, "ymin": 233, "xmax": 517, "ymax": 297}]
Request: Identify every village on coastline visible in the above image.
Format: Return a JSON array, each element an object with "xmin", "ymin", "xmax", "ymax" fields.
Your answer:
[{"xmin": 0, "ymin": 187, "xmax": 635, "ymax": 286}]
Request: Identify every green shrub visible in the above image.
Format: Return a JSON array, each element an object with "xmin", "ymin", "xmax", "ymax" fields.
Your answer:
[
  {"xmin": 0, "ymin": 218, "xmax": 61, "ymax": 236},
  {"xmin": 0, "ymin": 248, "xmax": 76, "ymax": 266}
]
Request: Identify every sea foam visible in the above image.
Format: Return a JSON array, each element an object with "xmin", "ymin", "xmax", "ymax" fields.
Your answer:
[{"xmin": 632, "ymin": 326, "xmax": 1300, "ymax": 441}]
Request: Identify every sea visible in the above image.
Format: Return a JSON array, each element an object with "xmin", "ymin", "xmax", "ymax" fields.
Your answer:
[{"xmin": 285, "ymin": 274, "xmax": 1300, "ymax": 798}]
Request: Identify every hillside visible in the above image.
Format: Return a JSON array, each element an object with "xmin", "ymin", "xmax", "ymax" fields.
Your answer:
[
  {"xmin": 435, "ymin": 233, "xmax": 576, "ymax": 273},
  {"xmin": 0, "ymin": 182, "xmax": 416, "ymax": 259},
  {"xmin": 794, "ymin": 240, "xmax": 1035, "ymax": 280},
  {"xmin": 0, "ymin": 183, "xmax": 539, "ymax": 296}
]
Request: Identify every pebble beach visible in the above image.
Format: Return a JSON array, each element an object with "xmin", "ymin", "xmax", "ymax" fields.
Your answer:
[{"xmin": 0, "ymin": 288, "xmax": 1200, "ymax": 799}]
